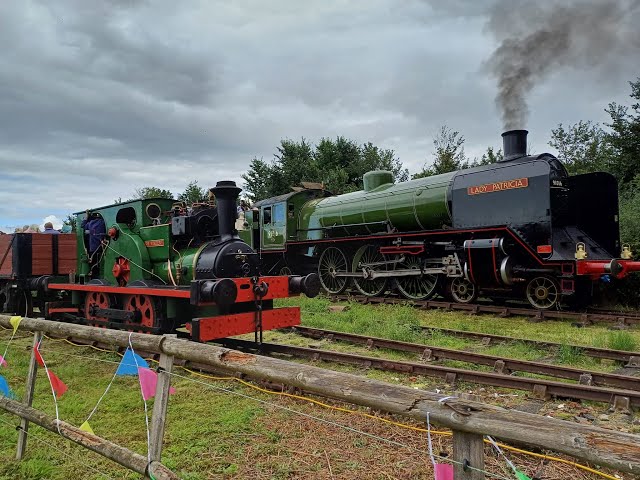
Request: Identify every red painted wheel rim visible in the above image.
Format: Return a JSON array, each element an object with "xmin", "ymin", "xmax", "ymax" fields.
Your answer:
[
  {"xmin": 85, "ymin": 291, "xmax": 110, "ymax": 324},
  {"xmin": 124, "ymin": 294, "xmax": 157, "ymax": 328}
]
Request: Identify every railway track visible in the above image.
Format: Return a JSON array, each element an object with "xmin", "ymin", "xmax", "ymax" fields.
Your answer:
[
  {"xmin": 329, "ymin": 294, "xmax": 640, "ymax": 327},
  {"xmin": 56, "ymin": 330, "xmax": 640, "ymax": 409},
  {"xmin": 419, "ymin": 325, "xmax": 639, "ymax": 364},
  {"xmin": 218, "ymin": 338, "xmax": 640, "ymax": 409},
  {"xmin": 292, "ymin": 326, "xmax": 640, "ymax": 390}
]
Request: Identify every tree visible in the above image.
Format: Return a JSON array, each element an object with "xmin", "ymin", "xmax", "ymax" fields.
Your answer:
[
  {"xmin": 178, "ymin": 180, "xmax": 207, "ymax": 204},
  {"xmin": 241, "ymin": 158, "xmax": 275, "ymax": 202},
  {"xmin": 413, "ymin": 126, "xmax": 467, "ymax": 179},
  {"xmin": 474, "ymin": 146, "xmax": 503, "ymax": 166},
  {"xmin": 274, "ymin": 138, "xmax": 318, "ymax": 195},
  {"xmin": 605, "ymin": 78, "xmax": 640, "ymax": 188},
  {"xmin": 62, "ymin": 214, "xmax": 76, "ymax": 232},
  {"xmin": 242, "ymin": 137, "xmax": 408, "ymax": 200},
  {"xmin": 133, "ymin": 187, "xmax": 173, "ymax": 200},
  {"xmin": 360, "ymin": 142, "xmax": 409, "ymax": 183},
  {"xmin": 548, "ymin": 121, "xmax": 613, "ymax": 175}
]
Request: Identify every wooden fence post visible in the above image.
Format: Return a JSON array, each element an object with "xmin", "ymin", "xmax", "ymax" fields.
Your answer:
[
  {"xmin": 453, "ymin": 430, "xmax": 485, "ymax": 480},
  {"xmin": 16, "ymin": 331, "xmax": 42, "ymax": 460},
  {"xmin": 149, "ymin": 335, "xmax": 175, "ymax": 463}
]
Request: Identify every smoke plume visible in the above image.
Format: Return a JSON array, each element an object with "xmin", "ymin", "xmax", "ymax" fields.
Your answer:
[{"xmin": 486, "ymin": 0, "xmax": 640, "ymax": 130}]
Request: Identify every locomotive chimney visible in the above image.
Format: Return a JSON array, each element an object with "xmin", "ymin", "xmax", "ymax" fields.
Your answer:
[
  {"xmin": 210, "ymin": 180, "xmax": 242, "ymax": 241},
  {"xmin": 501, "ymin": 129, "xmax": 528, "ymax": 161}
]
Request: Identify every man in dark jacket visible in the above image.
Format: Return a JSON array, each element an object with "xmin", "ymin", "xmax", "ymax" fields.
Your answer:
[{"xmin": 81, "ymin": 212, "xmax": 106, "ymax": 278}]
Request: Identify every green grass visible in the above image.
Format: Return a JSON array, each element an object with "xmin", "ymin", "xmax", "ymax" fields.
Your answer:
[
  {"xmin": 556, "ymin": 344, "xmax": 586, "ymax": 365},
  {"xmin": 606, "ymin": 331, "xmax": 638, "ymax": 351}
]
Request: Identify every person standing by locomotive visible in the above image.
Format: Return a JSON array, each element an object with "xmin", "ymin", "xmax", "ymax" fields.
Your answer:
[
  {"xmin": 81, "ymin": 211, "xmax": 106, "ymax": 278},
  {"xmin": 42, "ymin": 222, "xmax": 59, "ymax": 234}
]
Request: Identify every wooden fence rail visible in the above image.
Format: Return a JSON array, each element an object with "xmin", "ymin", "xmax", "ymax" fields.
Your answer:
[
  {"xmin": 0, "ymin": 396, "xmax": 177, "ymax": 480},
  {"xmin": 1, "ymin": 314, "xmax": 639, "ymax": 479}
]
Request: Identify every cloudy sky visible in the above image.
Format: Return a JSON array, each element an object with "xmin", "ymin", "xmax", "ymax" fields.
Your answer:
[{"xmin": 0, "ymin": 0, "xmax": 637, "ymax": 231}]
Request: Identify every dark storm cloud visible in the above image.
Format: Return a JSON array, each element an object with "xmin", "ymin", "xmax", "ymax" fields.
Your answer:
[
  {"xmin": 0, "ymin": 0, "xmax": 638, "ymax": 230},
  {"xmin": 485, "ymin": 0, "xmax": 640, "ymax": 130}
]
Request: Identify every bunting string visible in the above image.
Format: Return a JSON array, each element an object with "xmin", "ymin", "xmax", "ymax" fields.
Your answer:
[
  {"xmin": 1, "ymin": 316, "xmax": 23, "ymax": 366},
  {"xmin": 426, "ymin": 412, "xmax": 454, "ymax": 480},
  {"xmin": 487, "ymin": 435, "xmax": 532, "ymax": 480},
  {"xmin": 128, "ymin": 332, "xmax": 152, "ymax": 463},
  {"xmin": 0, "ymin": 317, "xmax": 25, "ymax": 398},
  {"xmin": 35, "ymin": 339, "xmax": 70, "ymax": 432}
]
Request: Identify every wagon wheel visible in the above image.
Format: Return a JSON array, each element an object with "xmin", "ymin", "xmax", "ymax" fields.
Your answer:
[
  {"xmin": 352, "ymin": 245, "xmax": 388, "ymax": 297},
  {"xmin": 526, "ymin": 276, "xmax": 559, "ymax": 310},
  {"xmin": 318, "ymin": 247, "xmax": 349, "ymax": 294},
  {"xmin": 394, "ymin": 256, "xmax": 439, "ymax": 301},
  {"xmin": 123, "ymin": 294, "xmax": 162, "ymax": 330},
  {"xmin": 448, "ymin": 277, "xmax": 477, "ymax": 304},
  {"xmin": 84, "ymin": 291, "xmax": 115, "ymax": 326}
]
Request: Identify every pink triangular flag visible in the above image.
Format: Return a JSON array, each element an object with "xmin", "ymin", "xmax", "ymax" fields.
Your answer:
[
  {"xmin": 137, "ymin": 367, "xmax": 176, "ymax": 401},
  {"xmin": 434, "ymin": 463, "xmax": 454, "ymax": 480},
  {"xmin": 47, "ymin": 370, "xmax": 68, "ymax": 398},
  {"xmin": 0, "ymin": 355, "xmax": 6, "ymax": 367}
]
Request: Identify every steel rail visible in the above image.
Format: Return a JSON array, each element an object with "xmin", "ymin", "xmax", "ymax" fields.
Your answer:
[
  {"xmin": 419, "ymin": 326, "xmax": 639, "ymax": 364},
  {"xmin": 329, "ymin": 294, "xmax": 640, "ymax": 326},
  {"xmin": 292, "ymin": 326, "xmax": 640, "ymax": 391},
  {"xmin": 218, "ymin": 338, "xmax": 640, "ymax": 408}
]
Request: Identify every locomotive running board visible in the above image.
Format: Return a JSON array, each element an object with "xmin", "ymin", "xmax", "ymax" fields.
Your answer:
[{"xmin": 48, "ymin": 275, "xmax": 293, "ymax": 303}]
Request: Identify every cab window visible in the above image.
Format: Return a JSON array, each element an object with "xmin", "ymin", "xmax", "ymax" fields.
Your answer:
[
  {"xmin": 263, "ymin": 206, "xmax": 272, "ymax": 225},
  {"xmin": 273, "ymin": 203, "xmax": 285, "ymax": 223}
]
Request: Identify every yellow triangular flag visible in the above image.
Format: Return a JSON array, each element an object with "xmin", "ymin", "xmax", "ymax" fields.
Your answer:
[
  {"xmin": 79, "ymin": 421, "xmax": 94, "ymax": 435},
  {"xmin": 9, "ymin": 316, "xmax": 22, "ymax": 334}
]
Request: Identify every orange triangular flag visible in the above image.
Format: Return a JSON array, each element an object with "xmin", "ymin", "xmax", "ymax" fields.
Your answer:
[
  {"xmin": 47, "ymin": 370, "xmax": 68, "ymax": 398},
  {"xmin": 79, "ymin": 421, "xmax": 94, "ymax": 435}
]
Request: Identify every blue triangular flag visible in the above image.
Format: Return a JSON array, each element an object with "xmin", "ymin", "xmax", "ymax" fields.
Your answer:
[
  {"xmin": 115, "ymin": 349, "xmax": 149, "ymax": 376},
  {"xmin": 0, "ymin": 375, "xmax": 14, "ymax": 398}
]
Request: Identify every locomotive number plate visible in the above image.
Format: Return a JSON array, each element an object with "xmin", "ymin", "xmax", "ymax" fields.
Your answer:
[
  {"xmin": 467, "ymin": 177, "xmax": 529, "ymax": 195},
  {"xmin": 144, "ymin": 239, "xmax": 165, "ymax": 247}
]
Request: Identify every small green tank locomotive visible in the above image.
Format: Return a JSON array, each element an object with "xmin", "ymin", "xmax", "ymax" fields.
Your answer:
[
  {"xmin": 241, "ymin": 130, "xmax": 640, "ymax": 309},
  {"xmin": 1, "ymin": 181, "xmax": 320, "ymax": 341}
]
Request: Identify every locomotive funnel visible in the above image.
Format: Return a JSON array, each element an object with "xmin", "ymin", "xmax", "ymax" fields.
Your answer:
[
  {"xmin": 210, "ymin": 180, "xmax": 242, "ymax": 241},
  {"xmin": 501, "ymin": 129, "xmax": 528, "ymax": 161}
]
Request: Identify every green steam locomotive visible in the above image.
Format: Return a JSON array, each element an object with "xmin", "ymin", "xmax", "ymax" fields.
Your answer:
[{"xmin": 240, "ymin": 130, "xmax": 640, "ymax": 309}]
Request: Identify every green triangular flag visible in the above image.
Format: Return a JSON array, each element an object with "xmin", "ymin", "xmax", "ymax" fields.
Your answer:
[
  {"xmin": 515, "ymin": 470, "xmax": 531, "ymax": 480},
  {"xmin": 79, "ymin": 421, "xmax": 95, "ymax": 435}
]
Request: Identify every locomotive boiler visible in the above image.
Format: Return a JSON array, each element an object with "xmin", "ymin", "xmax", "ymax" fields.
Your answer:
[
  {"xmin": 241, "ymin": 130, "xmax": 640, "ymax": 309},
  {"xmin": 0, "ymin": 181, "xmax": 320, "ymax": 341}
]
